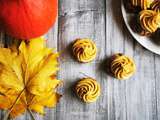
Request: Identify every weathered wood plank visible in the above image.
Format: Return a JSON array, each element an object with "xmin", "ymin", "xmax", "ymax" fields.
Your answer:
[
  {"xmin": 106, "ymin": 0, "xmax": 158, "ymax": 120},
  {"xmin": 105, "ymin": 0, "xmax": 128, "ymax": 119},
  {"xmin": 57, "ymin": 0, "xmax": 106, "ymax": 120},
  {"xmin": 59, "ymin": 0, "xmax": 105, "ymax": 16},
  {"xmin": 125, "ymin": 48, "xmax": 156, "ymax": 120},
  {"xmin": 154, "ymin": 55, "xmax": 160, "ymax": 120}
]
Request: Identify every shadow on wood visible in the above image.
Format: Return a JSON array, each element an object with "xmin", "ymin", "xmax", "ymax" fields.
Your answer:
[
  {"xmin": 98, "ymin": 55, "xmax": 115, "ymax": 78},
  {"xmin": 111, "ymin": 0, "xmax": 135, "ymax": 49}
]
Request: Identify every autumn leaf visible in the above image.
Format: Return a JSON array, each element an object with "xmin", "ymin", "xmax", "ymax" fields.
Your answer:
[{"xmin": 0, "ymin": 37, "xmax": 62, "ymax": 118}]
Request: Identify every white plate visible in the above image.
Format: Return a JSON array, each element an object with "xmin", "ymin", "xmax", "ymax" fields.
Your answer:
[{"xmin": 121, "ymin": 0, "xmax": 160, "ymax": 55}]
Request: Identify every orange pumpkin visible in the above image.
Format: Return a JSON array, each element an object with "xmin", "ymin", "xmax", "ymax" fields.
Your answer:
[{"xmin": 0, "ymin": 0, "xmax": 58, "ymax": 39}]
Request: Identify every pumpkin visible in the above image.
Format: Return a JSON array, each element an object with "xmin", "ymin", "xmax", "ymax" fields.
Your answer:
[{"xmin": 0, "ymin": 0, "xmax": 58, "ymax": 39}]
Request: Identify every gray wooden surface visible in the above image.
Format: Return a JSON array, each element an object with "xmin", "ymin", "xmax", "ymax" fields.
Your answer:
[{"xmin": 1, "ymin": 0, "xmax": 160, "ymax": 120}]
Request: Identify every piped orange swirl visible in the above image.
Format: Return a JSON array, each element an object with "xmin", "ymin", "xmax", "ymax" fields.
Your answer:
[
  {"xmin": 110, "ymin": 54, "xmax": 136, "ymax": 80},
  {"xmin": 139, "ymin": 10, "xmax": 160, "ymax": 33},
  {"xmin": 131, "ymin": 0, "xmax": 153, "ymax": 10},
  {"xmin": 75, "ymin": 78, "xmax": 101, "ymax": 103},
  {"xmin": 72, "ymin": 39, "xmax": 97, "ymax": 63},
  {"xmin": 151, "ymin": 0, "xmax": 160, "ymax": 13}
]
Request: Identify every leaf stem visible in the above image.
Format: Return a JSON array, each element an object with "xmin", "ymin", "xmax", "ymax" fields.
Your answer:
[
  {"xmin": 27, "ymin": 109, "xmax": 36, "ymax": 120},
  {"xmin": 3, "ymin": 88, "xmax": 26, "ymax": 120}
]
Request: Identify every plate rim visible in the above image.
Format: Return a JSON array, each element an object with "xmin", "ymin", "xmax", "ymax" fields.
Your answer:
[{"xmin": 121, "ymin": 0, "xmax": 160, "ymax": 55}]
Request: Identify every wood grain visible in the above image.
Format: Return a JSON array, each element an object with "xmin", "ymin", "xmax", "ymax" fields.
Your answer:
[
  {"xmin": 1, "ymin": 0, "xmax": 160, "ymax": 120},
  {"xmin": 57, "ymin": 0, "xmax": 106, "ymax": 120}
]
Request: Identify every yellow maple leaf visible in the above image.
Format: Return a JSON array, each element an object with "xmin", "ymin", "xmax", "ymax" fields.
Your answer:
[{"xmin": 0, "ymin": 37, "xmax": 62, "ymax": 118}]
